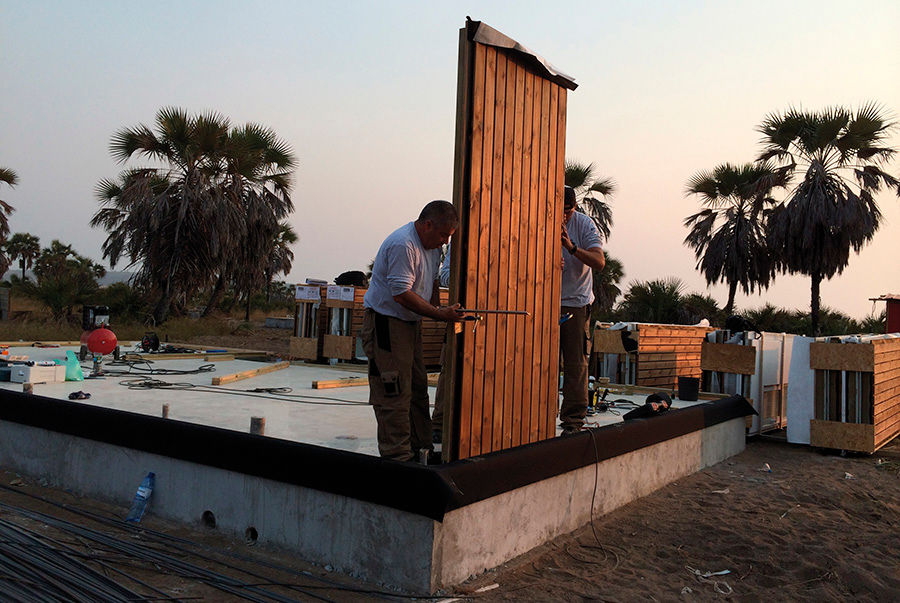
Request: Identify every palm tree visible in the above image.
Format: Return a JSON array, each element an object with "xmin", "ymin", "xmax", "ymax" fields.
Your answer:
[
  {"xmin": 683, "ymin": 163, "xmax": 787, "ymax": 315},
  {"xmin": 0, "ymin": 167, "xmax": 18, "ymax": 275},
  {"xmin": 93, "ymin": 108, "xmax": 233, "ymax": 323},
  {"xmin": 758, "ymin": 104, "xmax": 900, "ymax": 334},
  {"xmin": 616, "ymin": 277, "xmax": 685, "ymax": 324},
  {"xmin": 565, "ymin": 160, "xmax": 616, "ymax": 240},
  {"xmin": 218, "ymin": 124, "xmax": 296, "ymax": 321},
  {"xmin": 265, "ymin": 221, "xmax": 298, "ymax": 303},
  {"xmin": 5, "ymin": 232, "xmax": 40, "ymax": 281},
  {"xmin": 592, "ymin": 253, "xmax": 624, "ymax": 316}
]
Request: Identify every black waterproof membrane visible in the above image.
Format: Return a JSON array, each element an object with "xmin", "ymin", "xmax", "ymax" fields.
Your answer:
[{"xmin": 0, "ymin": 390, "xmax": 754, "ymax": 521}]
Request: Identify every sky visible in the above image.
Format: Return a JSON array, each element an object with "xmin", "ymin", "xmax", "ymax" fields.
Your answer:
[{"xmin": 2, "ymin": 0, "xmax": 899, "ymax": 321}]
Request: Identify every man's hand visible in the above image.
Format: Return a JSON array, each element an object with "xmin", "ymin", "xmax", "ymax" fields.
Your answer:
[
  {"xmin": 560, "ymin": 223, "xmax": 574, "ymax": 252},
  {"xmin": 436, "ymin": 303, "xmax": 465, "ymax": 323}
]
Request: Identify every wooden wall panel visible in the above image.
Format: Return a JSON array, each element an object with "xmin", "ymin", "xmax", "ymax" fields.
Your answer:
[
  {"xmin": 449, "ymin": 28, "xmax": 570, "ymax": 460},
  {"xmin": 636, "ymin": 325, "xmax": 713, "ymax": 388}
]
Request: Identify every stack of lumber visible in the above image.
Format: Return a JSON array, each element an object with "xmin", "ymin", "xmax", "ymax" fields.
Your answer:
[{"xmin": 635, "ymin": 324, "xmax": 715, "ymax": 388}]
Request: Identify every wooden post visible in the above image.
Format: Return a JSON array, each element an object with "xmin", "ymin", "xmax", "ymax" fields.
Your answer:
[
  {"xmin": 22, "ymin": 383, "xmax": 33, "ymax": 394},
  {"xmin": 162, "ymin": 403, "xmax": 169, "ymax": 418},
  {"xmin": 250, "ymin": 417, "xmax": 265, "ymax": 435}
]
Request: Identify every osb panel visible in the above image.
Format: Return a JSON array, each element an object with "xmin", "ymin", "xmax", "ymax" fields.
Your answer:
[
  {"xmin": 700, "ymin": 342, "xmax": 756, "ymax": 375},
  {"xmin": 452, "ymin": 36, "xmax": 566, "ymax": 459},
  {"xmin": 322, "ymin": 335, "xmax": 354, "ymax": 360},
  {"xmin": 809, "ymin": 419, "xmax": 875, "ymax": 453},
  {"xmin": 594, "ymin": 329, "xmax": 628, "ymax": 354},
  {"xmin": 289, "ymin": 336, "xmax": 318, "ymax": 360},
  {"xmin": 324, "ymin": 299, "xmax": 355, "ymax": 310},
  {"xmin": 809, "ymin": 342, "xmax": 874, "ymax": 372}
]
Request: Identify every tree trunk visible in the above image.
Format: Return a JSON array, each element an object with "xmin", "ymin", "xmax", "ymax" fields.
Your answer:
[
  {"xmin": 19, "ymin": 258, "xmax": 25, "ymax": 281},
  {"xmin": 202, "ymin": 274, "xmax": 227, "ymax": 318},
  {"xmin": 244, "ymin": 290, "xmax": 251, "ymax": 322},
  {"xmin": 152, "ymin": 289, "xmax": 173, "ymax": 325},
  {"xmin": 725, "ymin": 281, "xmax": 738, "ymax": 316},
  {"xmin": 810, "ymin": 272, "xmax": 821, "ymax": 336}
]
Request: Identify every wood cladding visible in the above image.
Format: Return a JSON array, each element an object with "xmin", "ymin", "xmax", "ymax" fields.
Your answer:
[
  {"xmin": 635, "ymin": 325, "xmax": 713, "ymax": 388},
  {"xmin": 447, "ymin": 26, "xmax": 570, "ymax": 460}
]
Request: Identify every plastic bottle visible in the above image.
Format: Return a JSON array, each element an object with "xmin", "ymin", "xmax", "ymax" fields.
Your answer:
[{"xmin": 125, "ymin": 472, "xmax": 155, "ymax": 523}]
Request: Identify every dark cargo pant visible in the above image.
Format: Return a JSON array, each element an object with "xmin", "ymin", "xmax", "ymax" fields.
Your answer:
[
  {"xmin": 360, "ymin": 309, "xmax": 432, "ymax": 461},
  {"xmin": 559, "ymin": 304, "xmax": 592, "ymax": 429}
]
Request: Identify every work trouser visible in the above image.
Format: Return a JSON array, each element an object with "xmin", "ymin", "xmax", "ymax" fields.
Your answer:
[
  {"xmin": 559, "ymin": 304, "xmax": 592, "ymax": 429},
  {"xmin": 431, "ymin": 332, "xmax": 449, "ymax": 433},
  {"xmin": 360, "ymin": 309, "xmax": 431, "ymax": 461}
]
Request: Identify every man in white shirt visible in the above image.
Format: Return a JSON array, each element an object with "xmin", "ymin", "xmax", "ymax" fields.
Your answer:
[
  {"xmin": 361, "ymin": 201, "xmax": 464, "ymax": 461},
  {"xmin": 559, "ymin": 186, "xmax": 606, "ymax": 434}
]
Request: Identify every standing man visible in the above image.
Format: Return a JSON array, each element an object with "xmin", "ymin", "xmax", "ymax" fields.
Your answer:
[
  {"xmin": 559, "ymin": 186, "xmax": 606, "ymax": 434},
  {"xmin": 362, "ymin": 201, "xmax": 463, "ymax": 461}
]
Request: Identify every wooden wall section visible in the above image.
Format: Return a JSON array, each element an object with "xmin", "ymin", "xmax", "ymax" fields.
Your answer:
[
  {"xmin": 636, "ymin": 324, "xmax": 714, "ymax": 388},
  {"xmin": 873, "ymin": 338, "xmax": 900, "ymax": 450},
  {"xmin": 446, "ymin": 21, "xmax": 575, "ymax": 460}
]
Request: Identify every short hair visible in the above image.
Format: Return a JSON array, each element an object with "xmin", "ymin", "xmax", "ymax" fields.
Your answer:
[
  {"xmin": 564, "ymin": 186, "xmax": 576, "ymax": 209},
  {"xmin": 418, "ymin": 200, "xmax": 459, "ymax": 227}
]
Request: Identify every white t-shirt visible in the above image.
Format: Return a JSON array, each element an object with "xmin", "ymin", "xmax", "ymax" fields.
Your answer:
[
  {"xmin": 363, "ymin": 222, "xmax": 441, "ymax": 321},
  {"xmin": 561, "ymin": 211, "xmax": 603, "ymax": 307}
]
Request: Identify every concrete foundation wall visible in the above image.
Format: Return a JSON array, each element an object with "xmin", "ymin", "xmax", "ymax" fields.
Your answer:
[
  {"xmin": 435, "ymin": 418, "xmax": 745, "ymax": 587},
  {"xmin": 0, "ymin": 422, "xmax": 436, "ymax": 591},
  {"xmin": 0, "ymin": 416, "xmax": 746, "ymax": 593}
]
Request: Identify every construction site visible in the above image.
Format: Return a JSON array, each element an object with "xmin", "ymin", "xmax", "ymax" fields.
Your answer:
[{"xmin": 2, "ymin": 16, "xmax": 899, "ymax": 603}]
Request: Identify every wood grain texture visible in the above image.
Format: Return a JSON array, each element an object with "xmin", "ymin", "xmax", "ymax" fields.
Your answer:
[
  {"xmin": 810, "ymin": 420, "xmax": 875, "ymax": 453},
  {"xmin": 451, "ymin": 37, "xmax": 568, "ymax": 459},
  {"xmin": 700, "ymin": 342, "xmax": 756, "ymax": 375},
  {"xmin": 809, "ymin": 342, "xmax": 874, "ymax": 372}
]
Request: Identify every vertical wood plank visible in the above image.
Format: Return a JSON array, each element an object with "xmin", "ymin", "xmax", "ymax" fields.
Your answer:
[
  {"xmin": 458, "ymin": 42, "xmax": 487, "ymax": 459},
  {"xmin": 547, "ymin": 86, "xmax": 566, "ymax": 436},
  {"xmin": 470, "ymin": 45, "xmax": 497, "ymax": 455},
  {"xmin": 535, "ymin": 77, "xmax": 552, "ymax": 439},
  {"xmin": 528, "ymin": 73, "xmax": 545, "ymax": 442},
  {"xmin": 520, "ymin": 68, "xmax": 536, "ymax": 446},
  {"xmin": 481, "ymin": 50, "xmax": 505, "ymax": 451},
  {"xmin": 508, "ymin": 59, "xmax": 526, "ymax": 448}
]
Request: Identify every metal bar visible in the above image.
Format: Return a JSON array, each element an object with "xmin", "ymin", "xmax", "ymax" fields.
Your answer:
[{"xmin": 458, "ymin": 308, "xmax": 530, "ymax": 315}]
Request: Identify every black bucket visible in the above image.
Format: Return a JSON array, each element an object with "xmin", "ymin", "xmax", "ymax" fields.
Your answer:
[{"xmin": 677, "ymin": 376, "xmax": 699, "ymax": 401}]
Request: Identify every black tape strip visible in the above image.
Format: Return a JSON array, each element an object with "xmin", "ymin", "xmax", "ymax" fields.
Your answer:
[
  {"xmin": 374, "ymin": 312, "xmax": 391, "ymax": 352},
  {"xmin": 0, "ymin": 389, "xmax": 754, "ymax": 521}
]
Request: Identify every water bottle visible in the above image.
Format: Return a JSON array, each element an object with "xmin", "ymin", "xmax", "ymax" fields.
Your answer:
[{"xmin": 125, "ymin": 472, "xmax": 155, "ymax": 523}]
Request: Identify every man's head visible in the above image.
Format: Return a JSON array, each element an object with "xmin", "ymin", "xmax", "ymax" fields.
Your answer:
[
  {"xmin": 416, "ymin": 200, "xmax": 458, "ymax": 249},
  {"xmin": 563, "ymin": 186, "xmax": 577, "ymax": 223}
]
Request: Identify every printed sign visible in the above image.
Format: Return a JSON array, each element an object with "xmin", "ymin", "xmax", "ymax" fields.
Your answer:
[
  {"xmin": 295, "ymin": 285, "xmax": 321, "ymax": 301},
  {"xmin": 326, "ymin": 285, "xmax": 355, "ymax": 301}
]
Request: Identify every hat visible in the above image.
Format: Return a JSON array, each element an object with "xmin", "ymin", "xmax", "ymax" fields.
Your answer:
[{"xmin": 564, "ymin": 186, "xmax": 576, "ymax": 209}]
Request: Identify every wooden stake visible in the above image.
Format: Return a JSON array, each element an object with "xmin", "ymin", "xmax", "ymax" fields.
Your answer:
[
  {"xmin": 162, "ymin": 403, "xmax": 169, "ymax": 418},
  {"xmin": 312, "ymin": 373, "xmax": 440, "ymax": 389},
  {"xmin": 250, "ymin": 417, "xmax": 265, "ymax": 435},
  {"xmin": 211, "ymin": 361, "xmax": 290, "ymax": 386}
]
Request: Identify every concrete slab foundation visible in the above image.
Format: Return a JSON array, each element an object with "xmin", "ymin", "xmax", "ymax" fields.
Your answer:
[{"xmin": 0, "ymin": 382, "xmax": 751, "ymax": 593}]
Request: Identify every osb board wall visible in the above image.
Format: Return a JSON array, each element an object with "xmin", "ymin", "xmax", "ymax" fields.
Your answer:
[
  {"xmin": 449, "ymin": 28, "xmax": 569, "ymax": 460},
  {"xmin": 636, "ymin": 325, "xmax": 714, "ymax": 388},
  {"xmin": 873, "ymin": 338, "xmax": 900, "ymax": 449},
  {"xmin": 810, "ymin": 420, "xmax": 875, "ymax": 454},
  {"xmin": 700, "ymin": 342, "xmax": 756, "ymax": 375},
  {"xmin": 809, "ymin": 342, "xmax": 874, "ymax": 372}
]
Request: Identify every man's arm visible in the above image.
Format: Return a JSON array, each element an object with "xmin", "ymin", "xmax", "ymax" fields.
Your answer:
[
  {"xmin": 560, "ymin": 223, "xmax": 606, "ymax": 271},
  {"xmin": 394, "ymin": 290, "xmax": 463, "ymax": 322}
]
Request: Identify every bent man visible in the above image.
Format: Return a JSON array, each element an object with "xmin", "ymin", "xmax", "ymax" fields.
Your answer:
[{"xmin": 361, "ymin": 201, "xmax": 463, "ymax": 461}]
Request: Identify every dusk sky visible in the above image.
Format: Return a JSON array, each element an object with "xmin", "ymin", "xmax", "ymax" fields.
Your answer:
[{"xmin": 2, "ymin": 1, "xmax": 898, "ymax": 320}]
